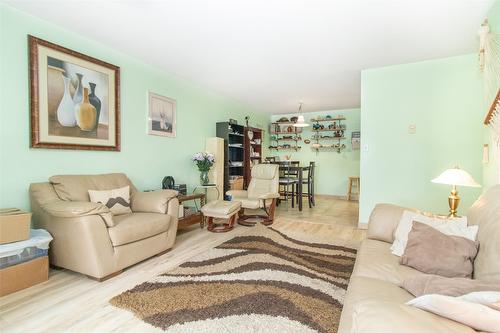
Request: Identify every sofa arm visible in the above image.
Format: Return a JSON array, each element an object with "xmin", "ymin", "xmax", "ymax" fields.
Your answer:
[
  {"xmin": 258, "ymin": 192, "xmax": 280, "ymax": 200},
  {"xmin": 226, "ymin": 190, "xmax": 248, "ymax": 198},
  {"xmin": 41, "ymin": 201, "xmax": 114, "ymax": 227},
  {"xmin": 367, "ymin": 204, "xmax": 414, "ymax": 243},
  {"xmin": 131, "ymin": 190, "xmax": 178, "ymax": 214}
]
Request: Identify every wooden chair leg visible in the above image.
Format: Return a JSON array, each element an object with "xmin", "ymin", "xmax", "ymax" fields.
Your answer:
[
  {"xmin": 261, "ymin": 198, "xmax": 276, "ymax": 226},
  {"xmin": 348, "ymin": 179, "xmax": 352, "ymax": 201},
  {"xmin": 207, "ymin": 217, "xmax": 214, "ymax": 232}
]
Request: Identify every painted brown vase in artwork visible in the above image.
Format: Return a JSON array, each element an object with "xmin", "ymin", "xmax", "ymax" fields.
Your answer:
[{"xmin": 75, "ymin": 87, "xmax": 97, "ymax": 131}]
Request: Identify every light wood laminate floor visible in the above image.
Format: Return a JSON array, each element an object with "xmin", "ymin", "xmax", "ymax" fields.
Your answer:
[{"xmin": 0, "ymin": 196, "xmax": 365, "ymax": 333}]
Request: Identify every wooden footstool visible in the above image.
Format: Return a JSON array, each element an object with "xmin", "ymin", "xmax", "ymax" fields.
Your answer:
[{"xmin": 201, "ymin": 200, "xmax": 242, "ymax": 233}]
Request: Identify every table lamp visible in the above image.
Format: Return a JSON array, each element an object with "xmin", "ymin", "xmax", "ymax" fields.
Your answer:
[{"xmin": 431, "ymin": 167, "xmax": 481, "ymax": 217}]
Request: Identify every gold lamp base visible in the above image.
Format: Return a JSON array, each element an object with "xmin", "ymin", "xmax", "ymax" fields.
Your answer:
[{"xmin": 448, "ymin": 186, "xmax": 460, "ymax": 217}]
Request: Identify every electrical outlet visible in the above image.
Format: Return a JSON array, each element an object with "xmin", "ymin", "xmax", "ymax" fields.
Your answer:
[{"xmin": 408, "ymin": 124, "xmax": 416, "ymax": 134}]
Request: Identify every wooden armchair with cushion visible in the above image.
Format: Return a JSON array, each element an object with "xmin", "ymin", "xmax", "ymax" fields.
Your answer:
[
  {"xmin": 227, "ymin": 164, "xmax": 280, "ymax": 226},
  {"xmin": 29, "ymin": 173, "xmax": 179, "ymax": 281}
]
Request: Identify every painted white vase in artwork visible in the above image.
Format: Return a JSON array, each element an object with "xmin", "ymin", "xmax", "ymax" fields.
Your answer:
[
  {"xmin": 72, "ymin": 73, "xmax": 84, "ymax": 105},
  {"xmin": 56, "ymin": 76, "xmax": 77, "ymax": 127}
]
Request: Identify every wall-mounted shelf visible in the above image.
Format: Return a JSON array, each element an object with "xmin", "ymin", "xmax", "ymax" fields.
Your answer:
[
  {"xmin": 269, "ymin": 146, "xmax": 302, "ymax": 151},
  {"xmin": 313, "ymin": 129, "xmax": 345, "ymax": 132},
  {"xmin": 312, "ymin": 136, "xmax": 346, "ymax": 140},
  {"xmin": 311, "ymin": 117, "xmax": 346, "ymax": 122},
  {"xmin": 311, "ymin": 116, "xmax": 347, "ymax": 153}
]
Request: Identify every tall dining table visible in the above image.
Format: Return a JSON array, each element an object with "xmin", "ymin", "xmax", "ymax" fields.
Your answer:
[{"xmin": 272, "ymin": 161, "xmax": 310, "ymax": 212}]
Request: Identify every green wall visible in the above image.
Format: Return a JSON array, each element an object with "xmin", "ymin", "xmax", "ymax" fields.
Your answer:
[
  {"xmin": 483, "ymin": 0, "xmax": 500, "ymax": 188},
  {"xmin": 270, "ymin": 109, "xmax": 360, "ymax": 196},
  {"xmin": 359, "ymin": 54, "xmax": 484, "ymax": 225},
  {"xmin": 0, "ymin": 5, "xmax": 269, "ymax": 210}
]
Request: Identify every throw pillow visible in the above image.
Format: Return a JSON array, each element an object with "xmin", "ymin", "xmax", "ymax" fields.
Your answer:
[
  {"xmin": 402, "ymin": 274, "xmax": 500, "ymax": 297},
  {"xmin": 88, "ymin": 186, "xmax": 132, "ymax": 215},
  {"xmin": 391, "ymin": 210, "xmax": 471, "ymax": 256},
  {"xmin": 400, "ymin": 222, "xmax": 478, "ymax": 278},
  {"xmin": 406, "ymin": 292, "xmax": 500, "ymax": 332}
]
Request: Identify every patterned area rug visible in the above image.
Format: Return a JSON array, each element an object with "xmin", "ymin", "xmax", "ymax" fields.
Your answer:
[{"xmin": 110, "ymin": 224, "xmax": 357, "ymax": 333}]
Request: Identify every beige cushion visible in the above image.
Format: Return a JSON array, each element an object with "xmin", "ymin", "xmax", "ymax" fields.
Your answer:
[
  {"xmin": 89, "ymin": 186, "xmax": 132, "ymax": 215},
  {"xmin": 351, "ymin": 300, "xmax": 477, "ymax": 333},
  {"xmin": 391, "ymin": 211, "xmax": 469, "ymax": 256},
  {"xmin": 468, "ymin": 184, "xmax": 500, "ymax": 280},
  {"xmin": 352, "ymin": 239, "xmax": 426, "ymax": 285},
  {"xmin": 338, "ymin": 276, "xmax": 414, "ymax": 333},
  {"xmin": 407, "ymin": 293, "xmax": 500, "ymax": 332},
  {"xmin": 402, "ymin": 275, "xmax": 500, "ymax": 297},
  {"xmin": 50, "ymin": 173, "xmax": 136, "ymax": 202},
  {"xmin": 108, "ymin": 213, "xmax": 171, "ymax": 246},
  {"xmin": 201, "ymin": 200, "xmax": 241, "ymax": 219},
  {"xmin": 401, "ymin": 222, "xmax": 478, "ymax": 278},
  {"xmin": 367, "ymin": 204, "xmax": 410, "ymax": 243},
  {"xmin": 131, "ymin": 190, "xmax": 178, "ymax": 214}
]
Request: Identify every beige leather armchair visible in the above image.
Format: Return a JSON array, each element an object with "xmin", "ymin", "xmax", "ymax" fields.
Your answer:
[
  {"xmin": 227, "ymin": 164, "xmax": 280, "ymax": 226},
  {"xmin": 30, "ymin": 173, "xmax": 179, "ymax": 281}
]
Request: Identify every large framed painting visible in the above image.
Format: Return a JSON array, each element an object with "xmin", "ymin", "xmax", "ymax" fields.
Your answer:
[
  {"xmin": 148, "ymin": 92, "xmax": 177, "ymax": 138},
  {"xmin": 29, "ymin": 35, "xmax": 120, "ymax": 151}
]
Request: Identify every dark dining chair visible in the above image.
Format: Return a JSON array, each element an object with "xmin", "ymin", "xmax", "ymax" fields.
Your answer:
[
  {"xmin": 265, "ymin": 156, "xmax": 277, "ymax": 163},
  {"xmin": 296, "ymin": 161, "xmax": 315, "ymax": 208},
  {"xmin": 278, "ymin": 161, "xmax": 299, "ymax": 207}
]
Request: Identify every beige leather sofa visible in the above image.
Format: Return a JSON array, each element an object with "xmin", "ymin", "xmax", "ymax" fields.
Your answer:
[
  {"xmin": 338, "ymin": 185, "xmax": 500, "ymax": 333},
  {"xmin": 30, "ymin": 173, "xmax": 179, "ymax": 281}
]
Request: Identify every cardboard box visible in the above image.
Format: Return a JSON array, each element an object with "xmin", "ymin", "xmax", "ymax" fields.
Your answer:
[
  {"xmin": 229, "ymin": 176, "xmax": 244, "ymax": 190},
  {"xmin": 0, "ymin": 256, "xmax": 49, "ymax": 296},
  {"xmin": 0, "ymin": 208, "xmax": 31, "ymax": 244}
]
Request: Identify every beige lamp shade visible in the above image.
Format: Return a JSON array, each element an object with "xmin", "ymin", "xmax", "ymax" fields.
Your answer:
[
  {"xmin": 293, "ymin": 115, "xmax": 309, "ymax": 127},
  {"xmin": 431, "ymin": 167, "xmax": 481, "ymax": 188}
]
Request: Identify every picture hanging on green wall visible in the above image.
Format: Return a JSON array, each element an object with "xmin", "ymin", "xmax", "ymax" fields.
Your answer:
[{"xmin": 29, "ymin": 35, "xmax": 121, "ymax": 151}]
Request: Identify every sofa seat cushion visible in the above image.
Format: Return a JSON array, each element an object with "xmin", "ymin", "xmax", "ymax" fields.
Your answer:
[
  {"xmin": 351, "ymin": 300, "xmax": 477, "ymax": 333},
  {"xmin": 108, "ymin": 213, "xmax": 171, "ymax": 246},
  {"xmin": 338, "ymin": 276, "xmax": 414, "ymax": 333},
  {"xmin": 352, "ymin": 239, "xmax": 426, "ymax": 285}
]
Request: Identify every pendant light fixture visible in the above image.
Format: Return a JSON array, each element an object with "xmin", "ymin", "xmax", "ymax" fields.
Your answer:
[{"xmin": 293, "ymin": 102, "xmax": 309, "ymax": 127}]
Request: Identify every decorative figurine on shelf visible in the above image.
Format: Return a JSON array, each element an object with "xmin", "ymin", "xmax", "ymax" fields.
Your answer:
[
  {"xmin": 313, "ymin": 123, "xmax": 320, "ymax": 130},
  {"xmin": 245, "ymin": 116, "xmax": 250, "ymax": 127},
  {"xmin": 192, "ymin": 152, "xmax": 215, "ymax": 185}
]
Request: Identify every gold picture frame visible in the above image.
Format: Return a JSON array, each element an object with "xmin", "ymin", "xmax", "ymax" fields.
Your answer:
[{"xmin": 29, "ymin": 35, "xmax": 121, "ymax": 151}]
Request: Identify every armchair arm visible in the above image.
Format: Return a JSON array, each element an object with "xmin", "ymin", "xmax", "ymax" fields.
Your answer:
[
  {"xmin": 258, "ymin": 192, "xmax": 280, "ymax": 200},
  {"xmin": 41, "ymin": 201, "xmax": 114, "ymax": 227},
  {"xmin": 131, "ymin": 189, "xmax": 178, "ymax": 214},
  {"xmin": 226, "ymin": 190, "xmax": 248, "ymax": 199},
  {"xmin": 367, "ymin": 204, "xmax": 416, "ymax": 243}
]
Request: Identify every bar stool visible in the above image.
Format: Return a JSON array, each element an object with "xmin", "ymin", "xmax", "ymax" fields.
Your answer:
[{"xmin": 347, "ymin": 176, "xmax": 360, "ymax": 201}]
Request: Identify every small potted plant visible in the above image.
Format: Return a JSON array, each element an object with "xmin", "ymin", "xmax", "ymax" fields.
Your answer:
[{"xmin": 192, "ymin": 152, "xmax": 215, "ymax": 185}]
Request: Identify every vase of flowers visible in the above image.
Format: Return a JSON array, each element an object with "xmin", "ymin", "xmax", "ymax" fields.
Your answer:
[{"xmin": 192, "ymin": 152, "xmax": 215, "ymax": 185}]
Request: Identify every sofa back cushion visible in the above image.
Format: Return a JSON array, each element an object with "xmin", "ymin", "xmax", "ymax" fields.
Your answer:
[
  {"xmin": 467, "ymin": 185, "xmax": 500, "ymax": 280},
  {"xmin": 49, "ymin": 173, "xmax": 136, "ymax": 202}
]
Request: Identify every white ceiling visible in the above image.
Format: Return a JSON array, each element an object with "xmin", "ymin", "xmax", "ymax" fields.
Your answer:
[{"xmin": 3, "ymin": 0, "xmax": 494, "ymax": 113}]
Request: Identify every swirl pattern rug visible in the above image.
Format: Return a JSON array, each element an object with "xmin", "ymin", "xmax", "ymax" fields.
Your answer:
[{"xmin": 110, "ymin": 224, "xmax": 357, "ymax": 333}]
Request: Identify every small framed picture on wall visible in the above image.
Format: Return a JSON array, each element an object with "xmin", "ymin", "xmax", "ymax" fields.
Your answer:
[{"xmin": 148, "ymin": 92, "xmax": 177, "ymax": 138}]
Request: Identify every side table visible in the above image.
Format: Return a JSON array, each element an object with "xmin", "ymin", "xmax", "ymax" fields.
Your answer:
[
  {"xmin": 178, "ymin": 193, "xmax": 206, "ymax": 229},
  {"xmin": 193, "ymin": 184, "xmax": 220, "ymax": 200}
]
